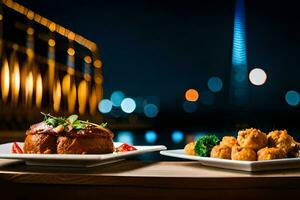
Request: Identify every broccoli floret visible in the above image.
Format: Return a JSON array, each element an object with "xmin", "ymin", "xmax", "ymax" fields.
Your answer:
[{"xmin": 195, "ymin": 135, "xmax": 219, "ymax": 157}]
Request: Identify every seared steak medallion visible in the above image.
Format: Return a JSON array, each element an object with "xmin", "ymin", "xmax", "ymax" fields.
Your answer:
[
  {"xmin": 57, "ymin": 125, "xmax": 114, "ymax": 154},
  {"xmin": 23, "ymin": 115, "xmax": 114, "ymax": 154}
]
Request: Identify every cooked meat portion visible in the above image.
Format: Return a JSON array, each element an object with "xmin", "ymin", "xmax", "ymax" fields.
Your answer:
[
  {"xmin": 237, "ymin": 128, "xmax": 267, "ymax": 151},
  {"xmin": 220, "ymin": 136, "xmax": 238, "ymax": 148},
  {"xmin": 25, "ymin": 122, "xmax": 59, "ymax": 136},
  {"xmin": 57, "ymin": 125, "xmax": 114, "ymax": 154},
  {"xmin": 231, "ymin": 145, "xmax": 257, "ymax": 161},
  {"xmin": 24, "ymin": 121, "xmax": 115, "ymax": 154},
  {"xmin": 267, "ymin": 130, "xmax": 295, "ymax": 153},
  {"xmin": 64, "ymin": 125, "xmax": 114, "ymax": 138},
  {"xmin": 24, "ymin": 134, "xmax": 57, "ymax": 154},
  {"xmin": 257, "ymin": 147, "xmax": 286, "ymax": 161},
  {"xmin": 57, "ymin": 136, "xmax": 114, "ymax": 154},
  {"xmin": 210, "ymin": 145, "xmax": 231, "ymax": 159},
  {"xmin": 23, "ymin": 122, "xmax": 58, "ymax": 154}
]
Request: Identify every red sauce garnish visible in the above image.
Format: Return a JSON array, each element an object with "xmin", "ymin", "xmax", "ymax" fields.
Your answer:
[
  {"xmin": 11, "ymin": 142, "xmax": 23, "ymax": 154},
  {"xmin": 116, "ymin": 143, "xmax": 137, "ymax": 152}
]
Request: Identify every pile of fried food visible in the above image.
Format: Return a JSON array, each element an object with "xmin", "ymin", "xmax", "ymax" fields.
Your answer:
[{"xmin": 184, "ymin": 128, "xmax": 300, "ymax": 161}]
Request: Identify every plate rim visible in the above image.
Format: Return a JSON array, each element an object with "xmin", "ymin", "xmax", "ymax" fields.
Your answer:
[
  {"xmin": 160, "ymin": 149, "xmax": 300, "ymax": 166},
  {"xmin": 0, "ymin": 142, "xmax": 167, "ymax": 161}
]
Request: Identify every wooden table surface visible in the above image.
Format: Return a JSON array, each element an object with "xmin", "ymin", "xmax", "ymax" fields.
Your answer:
[{"xmin": 0, "ymin": 159, "xmax": 300, "ymax": 199}]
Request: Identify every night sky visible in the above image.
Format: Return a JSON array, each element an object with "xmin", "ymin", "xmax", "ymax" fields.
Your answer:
[{"xmin": 14, "ymin": 0, "xmax": 300, "ymax": 113}]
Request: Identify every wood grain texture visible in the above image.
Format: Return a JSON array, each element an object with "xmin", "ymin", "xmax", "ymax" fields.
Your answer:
[{"xmin": 1, "ymin": 159, "xmax": 300, "ymax": 199}]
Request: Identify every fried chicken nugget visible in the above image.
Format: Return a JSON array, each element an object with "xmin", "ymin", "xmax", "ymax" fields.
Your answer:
[
  {"xmin": 220, "ymin": 136, "xmax": 238, "ymax": 148},
  {"xmin": 237, "ymin": 128, "xmax": 267, "ymax": 151},
  {"xmin": 184, "ymin": 142, "xmax": 197, "ymax": 156},
  {"xmin": 267, "ymin": 130, "xmax": 296, "ymax": 153},
  {"xmin": 289, "ymin": 142, "xmax": 300, "ymax": 158},
  {"xmin": 210, "ymin": 145, "xmax": 231, "ymax": 159},
  {"xmin": 231, "ymin": 145, "xmax": 257, "ymax": 161},
  {"xmin": 257, "ymin": 147, "xmax": 286, "ymax": 161}
]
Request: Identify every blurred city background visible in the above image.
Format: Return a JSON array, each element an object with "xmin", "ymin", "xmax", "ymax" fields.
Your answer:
[{"xmin": 1, "ymin": 0, "xmax": 300, "ymax": 153}]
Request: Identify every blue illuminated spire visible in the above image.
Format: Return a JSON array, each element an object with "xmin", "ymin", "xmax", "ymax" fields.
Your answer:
[{"xmin": 230, "ymin": 0, "xmax": 249, "ymax": 106}]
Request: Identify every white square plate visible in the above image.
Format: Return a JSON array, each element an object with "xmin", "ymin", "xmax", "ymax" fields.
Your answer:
[
  {"xmin": 0, "ymin": 142, "xmax": 166, "ymax": 167},
  {"xmin": 160, "ymin": 149, "xmax": 300, "ymax": 172}
]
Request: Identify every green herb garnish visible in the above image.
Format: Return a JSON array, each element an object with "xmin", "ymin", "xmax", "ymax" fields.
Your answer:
[
  {"xmin": 41, "ymin": 112, "xmax": 108, "ymax": 130},
  {"xmin": 195, "ymin": 135, "xmax": 219, "ymax": 157}
]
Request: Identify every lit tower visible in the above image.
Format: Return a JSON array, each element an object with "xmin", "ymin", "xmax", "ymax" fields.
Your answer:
[{"xmin": 230, "ymin": 0, "xmax": 249, "ymax": 107}]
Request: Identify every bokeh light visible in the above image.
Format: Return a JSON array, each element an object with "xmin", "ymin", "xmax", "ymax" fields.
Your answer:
[
  {"xmin": 121, "ymin": 98, "xmax": 136, "ymax": 113},
  {"xmin": 185, "ymin": 89, "xmax": 199, "ymax": 102},
  {"xmin": 98, "ymin": 99, "xmax": 112, "ymax": 113},
  {"xmin": 116, "ymin": 131, "xmax": 134, "ymax": 144},
  {"xmin": 208, "ymin": 76, "xmax": 223, "ymax": 92},
  {"xmin": 285, "ymin": 90, "xmax": 300, "ymax": 106},
  {"xmin": 144, "ymin": 130, "xmax": 158, "ymax": 143},
  {"xmin": 171, "ymin": 130, "xmax": 184, "ymax": 143},
  {"xmin": 182, "ymin": 101, "xmax": 198, "ymax": 113},
  {"xmin": 144, "ymin": 104, "xmax": 159, "ymax": 118},
  {"xmin": 110, "ymin": 91, "xmax": 125, "ymax": 107},
  {"xmin": 249, "ymin": 68, "xmax": 267, "ymax": 86}
]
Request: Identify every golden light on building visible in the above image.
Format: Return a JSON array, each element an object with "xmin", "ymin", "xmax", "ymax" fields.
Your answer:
[
  {"xmin": 57, "ymin": 26, "xmax": 66, "ymax": 35},
  {"xmin": 2, "ymin": 0, "xmax": 96, "ymax": 52},
  {"xmin": 26, "ymin": 10, "xmax": 34, "ymax": 20},
  {"xmin": 90, "ymin": 43, "xmax": 97, "ymax": 52},
  {"xmin": 25, "ymin": 71, "xmax": 33, "ymax": 106},
  {"xmin": 93, "ymin": 59, "xmax": 102, "ymax": 68},
  {"xmin": 48, "ymin": 59, "xmax": 55, "ymax": 95},
  {"xmin": 89, "ymin": 87, "xmax": 97, "ymax": 115},
  {"xmin": 53, "ymin": 79, "xmax": 61, "ymax": 112},
  {"xmin": 95, "ymin": 76, "xmax": 103, "ymax": 85},
  {"xmin": 68, "ymin": 82, "xmax": 77, "ymax": 113},
  {"xmin": 78, "ymin": 80, "xmax": 88, "ymax": 114},
  {"xmin": 84, "ymin": 74, "xmax": 92, "ymax": 82},
  {"xmin": 67, "ymin": 32, "xmax": 75, "ymax": 41},
  {"xmin": 67, "ymin": 67, "xmax": 75, "ymax": 75},
  {"xmin": 26, "ymin": 27, "xmax": 34, "ymax": 35},
  {"xmin": 1, "ymin": 0, "xmax": 103, "ymax": 117},
  {"xmin": 40, "ymin": 17, "xmax": 48, "ymax": 26},
  {"xmin": 67, "ymin": 47, "xmax": 75, "ymax": 56},
  {"xmin": 48, "ymin": 39, "xmax": 55, "ymax": 47},
  {"xmin": 11, "ymin": 58, "xmax": 20, "ymax": 105},
  {"xmin": 21, "ymin": 63, "xmax": 28, "ymax": 101},
  {"xmin": 33, "ymin": 13, "xmax": 42, "ymax": 23},
  {"xmin": 26, "ymin": 48, "xmax": 34, "ymax": 59},
  {"xmin": 62, "ymin": 74, "xmax": 70, "ymax": 97},
  {"xmin": 95, "ymin": 85, "xmax": 103, "ymax": 102},
  {"xmin": 49, "ymin": 22, "xmax": 56, "ymax": 32},
  {"xmin": 84, "ymin": 56, "xmax": 92, "ymax": 64},
  {"xmin": 35, "ymin": 73, "xmax": 43, "ymax": 108},
  {"xmin": 1, "ymin": 58, "xmax": 10, "ymax": 103},
  {"xmin": 185, "ymin": 88, "xmax": 199, "ymax": 102}
]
